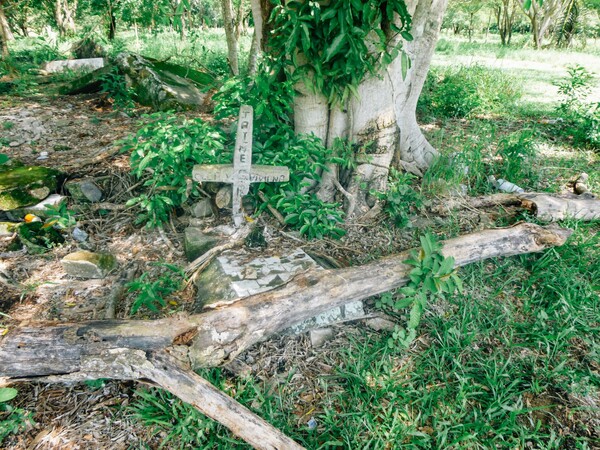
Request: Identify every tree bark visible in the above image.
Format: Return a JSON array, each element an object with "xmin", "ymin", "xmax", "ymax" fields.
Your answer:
[
  {"xmin": 293, "ymin": 0, "xmax": 448, "ymax": 217},
  {"xmin": 0, "ymin": 0, "xmax": 10, "ymax": 56},
  {"xmin": 0, "ymin": 223, "xmax": 572, "ymax": 377},
  {"xmin": 220, "ymin": 0, "xmax": 239, "ymax": 75}
]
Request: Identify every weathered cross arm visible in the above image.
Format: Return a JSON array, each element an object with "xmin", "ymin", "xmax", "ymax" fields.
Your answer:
[
  {"xmin": 0, "ymin": 224, "xmax": 573, "ymax": 449},
  {"xmin": 193, "ymin": 105, "xmax": 290, "ymax": 227}
]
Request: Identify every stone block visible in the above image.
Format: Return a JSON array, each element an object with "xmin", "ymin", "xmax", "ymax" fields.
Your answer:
[
  {"xmin": 191, "ymin": 198, "xmax": 214, "ymax": 218},
  {"xmin": 62, "ymin": 251, "xmax": 117, "ymax": 279},
  {"xmin": 44, "ymin": 58, "xmax": 105, "ymax": 74},
  {"xmin": 184, "ymin": 227, "xmax": 220, "ymax": 262},
  {"xmin": 65, "ymin": 179, "xmax": 103, "ymax": 203}
]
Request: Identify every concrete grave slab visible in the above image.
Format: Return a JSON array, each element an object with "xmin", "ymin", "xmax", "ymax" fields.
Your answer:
[
  {"xmin": 44, "ymin": 58, "xmax": 105, "ymax": 74},
  {"xmin": 194, "ymin": 248, "xmax": 365, "ymax": 333}
]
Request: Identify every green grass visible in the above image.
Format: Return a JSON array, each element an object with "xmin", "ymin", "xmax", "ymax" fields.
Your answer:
[{"xmin": 127, "ymin": 225, "xmax": 599, "ymax": 449}]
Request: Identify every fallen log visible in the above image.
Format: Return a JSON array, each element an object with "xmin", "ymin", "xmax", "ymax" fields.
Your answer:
[
  {"xmin": 431, "ymin": 193, "xmax": 600, "ymax": 222},
  {"xmin": 520, "ymin": 194, "xmax": 600, "ymax": 221},
  {"xmin": 0, "ymin": 223, "xmax": 572, "ymax": 449}
]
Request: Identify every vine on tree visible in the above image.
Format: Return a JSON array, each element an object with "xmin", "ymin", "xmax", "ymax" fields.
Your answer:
[{"xmin": 269, "ymin": 0, "xmax": 413, "ymax": 104}]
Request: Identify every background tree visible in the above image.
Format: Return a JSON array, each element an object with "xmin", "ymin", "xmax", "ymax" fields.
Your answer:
[
  {"xmin": 0, "ymin": 0, "xmax": 11, "ymax": 56},
  {"xmin": 521, "ymin": 0, "xmax": 570, "ymax": 47},
  {"xmin": 494, "ymin": 0, "xmax": 518, "ymax": 45},
  {"xmin": 247, "ymin": 0, "xmax": 447, "ymax": 218}
]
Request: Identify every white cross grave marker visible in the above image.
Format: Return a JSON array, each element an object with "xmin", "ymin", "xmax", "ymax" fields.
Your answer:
[{"xmin": 193, "ymin": 105, "xmax": 290, "ymax": 227}]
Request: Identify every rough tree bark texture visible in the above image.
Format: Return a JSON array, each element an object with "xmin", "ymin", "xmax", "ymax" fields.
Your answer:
[
  {"xmin": 0, "ymin": 224, "xmax": 571, "ymax": 449},
  {"xmin": 221, "ymin": 0, "xmax": 239, "ymax": 75},
  {"xmin": 0, "ymin": 224, "xmax": 571, "ymax": 377},
  {"xmin": 291, "ymin": 0, "xmax": 447, "ymax": 217}
]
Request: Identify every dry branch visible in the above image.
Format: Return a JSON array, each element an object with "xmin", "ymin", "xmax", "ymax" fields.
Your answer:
[
  {"xmin": 432, "ymin": 193, "xmax": 600, "ymax": 222},
  {"xmin": 0, "ymin": 223, "xmax": 573, "ymax": 449}
]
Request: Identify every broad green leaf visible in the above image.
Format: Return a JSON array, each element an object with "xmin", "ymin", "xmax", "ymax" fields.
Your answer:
[
  {"xmin": 0, "ymin": 153, "xmax": 9, "ymax": 164},
  {"xmin": 401, "ymin": 31, "xmax": 413, "ymax": 41},
  {"xmin": 0, "ymin": 387, "xmax": 18, "ymax": 403},
  {"xmin": 324, "ymin": 34, "xmax": 346, "ymax": 63}
]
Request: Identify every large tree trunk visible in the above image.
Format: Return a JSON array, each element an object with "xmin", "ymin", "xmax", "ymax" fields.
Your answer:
[
  {"xmin": 300, "ymin": 0, "xmax": 446, "ymax": 217},
  {"xmin": 220, "ymin": 0, "xmax": 239, "ymax": 75},
  {"xmin": 250, "ymin": 0, "xmax": 447, "ymax": 218}
]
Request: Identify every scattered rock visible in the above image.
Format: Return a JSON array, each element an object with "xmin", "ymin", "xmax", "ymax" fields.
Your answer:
[
  {"xmin": 191, "ymin": 198, "xmax": 214, "ymax": 218},
  {"xmin": 365, "ymin": 316, "xmax": 397, "ymax": 332},
  {"xmin": 61, "ymin": 251, "xmax": 117, "ymax": 279},
  {"xmin": 0, "ymin": 165, "xmax": 63, "ymax": 210},
  {"xmin": 0, "ymin": 222, "xmax": 17, "ymax": 236},
  {"xmin": 36, "ymin": 152, "xmax": 49, "ymax": 161},
  {"xmin": 65, "ymin": 178, "xmax": 103, "ymax": 203},
  {"xmin": 184, "ymin": 227, "xmax": 220, "ymax": 261},
  {"xmin": 310, "ymin": 328, "xmax": 334, "ymax": 347},
  {"xmin": 72, "ymin": 227, "xmax": 89, "ymax": 242}
]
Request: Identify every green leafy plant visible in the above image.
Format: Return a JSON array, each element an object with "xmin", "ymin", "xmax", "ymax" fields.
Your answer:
[
  {"xmin": 494, "ymin": 129, "xmax": 539, "ymax": 188},
  {"xmin": 276, "ymin": 192, "xmax": 345, "ymax": 239},
  {"xmin": 0, "ymin": 387, "xmax": 32, "ymax": 445},
  {"xmin": 0, "ymin": 154, "xmax": 9, "ymax": 165},
  {"xmin": 44, "ymin": 201, "xmax": 77, "ymax": 230},
  {"xmin": 377, "ymin": 234, "xmax": 462, "ymax": 348},
  {"xmin": 269, "ymin": 0, "xmax": 412, "ymax": 104},
  {"xmin": 215, "ymin": 66, "xmax": 347, "ymax": 240},
  {"xmin": 418, "ymin": 65, "xmax": 522, "ymax": 119},
  {"xmin": 373, "ymin": 169, "xmax": 422, "ymax": 227},
  {"xmin": 555, "ymin": 64, "xmax": 600, "ymax": 148},
  {"xmin": 122, "ymin": 113, "xmax": 227, "ymax": 228},
  {"xmin": 127, "ymin": 262, "xmax": 186, "ymax": 315},
  {"xmin": 99, "ymin": 66, "xmax": 136, "ymax": 112}
]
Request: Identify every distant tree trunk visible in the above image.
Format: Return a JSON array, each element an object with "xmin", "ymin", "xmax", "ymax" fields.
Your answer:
[
  {"xmin": 0, "ymin": 0, "xmax": 10, "ymax": 56},
  {"xmin": 522, "ymin": 0, "xmax": 568, "ymax": 48},
  {"xmin": 54, "ymin": 0, "xmax": 77, "ymax": 36},
  {"xmin": 0, "ymin": 0, "xmax": 13, "ymax": 42},
  {"xmin": 107, "ymin": 0, "xmax": 116, "ymax": 40},
  {"xmin": 220, "ymin": 0, "xmax": 239, "ymax": 75},
  {"xmin": 497, "ymin": 0, "xmax": 516, "ymax": 45}
]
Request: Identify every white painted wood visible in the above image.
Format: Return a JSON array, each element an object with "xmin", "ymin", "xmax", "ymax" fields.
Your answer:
[{"xmin": 193, "ymin": 106, "xmax": 289, "ymax": 227}]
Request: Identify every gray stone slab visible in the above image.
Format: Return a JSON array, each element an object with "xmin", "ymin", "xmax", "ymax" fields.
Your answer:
[
  {"xmin": 44, "ymin": 58, "xmax": 105, "ymax": 73},
  {"xmin": 193, "ymin": 248, "xmax": 365, "ymax": 335}
]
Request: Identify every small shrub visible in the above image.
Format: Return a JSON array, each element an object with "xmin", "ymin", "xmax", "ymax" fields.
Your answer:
[
  {"xmin": 122, "ymin": 113, "xmax": 227, "ymax": 228},
  {"xmin": 555, "ymin": 64, "xmax": 600, "ymax": 148},
  {"xmin": 376, "ymin": 233, "xmax": 462, "ymax": 349},
  {"xmin": 0, "ymin": 388, "xmax": 32, "ymax": 445},
  {"xmin": 374, "ymin": 169, "xmax": 422, "ymax": 227},
  {"xmin": 127, "ymin": 262, "xmax": 186, "ymax": 315},
  {"xmin": 98, "ymin": 66, "xmax": 136, "ymax": 112},
  {"xmin": 418, "ymin": 65, "xmax": 522, "ymax": 119},
  {"xmin": 495, "ymin": 129, "xmax": 539, "ymax": 188}
]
